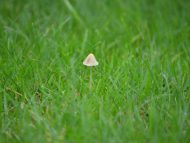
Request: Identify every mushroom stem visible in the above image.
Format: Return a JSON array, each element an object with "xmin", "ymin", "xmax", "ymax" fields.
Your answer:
[{"xmin": 89, "ymin": 67, "xmax": 92, "ymax": 91}]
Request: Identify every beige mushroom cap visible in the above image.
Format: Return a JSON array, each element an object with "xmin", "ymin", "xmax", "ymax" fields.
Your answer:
[{"xmin": 83, "ymin": 53, "xmax": 99, "ymax": 67}]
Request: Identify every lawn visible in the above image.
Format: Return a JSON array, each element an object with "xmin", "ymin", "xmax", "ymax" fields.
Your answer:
[{"xmin": 0, "ymin": 0, "xmax": 190, "ymax": 142}]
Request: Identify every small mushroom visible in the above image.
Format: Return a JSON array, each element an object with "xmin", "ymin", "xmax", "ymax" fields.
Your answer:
[{"xmin": 83, "ymin": 53, "xmax": 98, "ymax": 91}]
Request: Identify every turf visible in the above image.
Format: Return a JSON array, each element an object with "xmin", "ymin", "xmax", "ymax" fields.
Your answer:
[{"xmin": 0, "ymin": 0, "xmax": 190, "ymax": 142}]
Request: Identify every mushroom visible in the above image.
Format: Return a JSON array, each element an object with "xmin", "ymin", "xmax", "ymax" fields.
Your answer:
[{"xmin": 83, "ymin": 53, "xmax": 98, "ymax": 91}]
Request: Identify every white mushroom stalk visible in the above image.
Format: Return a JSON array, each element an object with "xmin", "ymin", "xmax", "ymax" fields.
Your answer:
[{"xmin": 83, "ymin": 53, "xmax": 98, "ymax": 91}]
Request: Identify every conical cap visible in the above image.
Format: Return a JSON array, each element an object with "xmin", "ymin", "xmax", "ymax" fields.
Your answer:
[{"xmin": 83, "ymin": 53, "xmax": 98, "ymax": 67}]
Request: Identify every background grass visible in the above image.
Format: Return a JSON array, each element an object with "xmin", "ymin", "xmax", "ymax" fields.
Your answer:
[{"xmin": 0, "ymin": 0, "xmax": 190, "ymax": 142}]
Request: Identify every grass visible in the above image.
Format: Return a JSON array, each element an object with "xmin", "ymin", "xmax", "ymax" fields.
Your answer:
[{"xmin": 0, "ymin": 0, "xmax": 190, "ymax": 142}]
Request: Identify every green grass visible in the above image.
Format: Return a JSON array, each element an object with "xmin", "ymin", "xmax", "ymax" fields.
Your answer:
[{"xmin": 0, "ymin": 0, "xmax": 190, "ymax": 142}]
